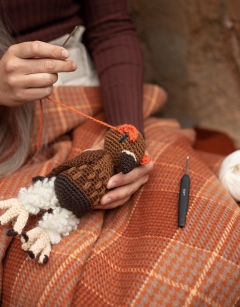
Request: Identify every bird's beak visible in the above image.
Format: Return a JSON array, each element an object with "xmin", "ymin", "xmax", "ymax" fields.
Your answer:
[{"xmin": 120, "ymin": 150, "xmax": 137, "ymax": 174}]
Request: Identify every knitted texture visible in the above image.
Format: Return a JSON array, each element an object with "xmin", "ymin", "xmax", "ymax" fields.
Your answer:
[
  {"xmin": 120, "ymin": 151, "xmax": 136, "ymax": 174},
  {"xmin": 0, "ymin": 117, "xmax": 147, "ymax": 264},
  {"xmin": 38, "ymin": 207, "xmax": 80, "ymax": 244},
  {"xmin": 18, "ymin": 177, "xmax": 58, "ymax": 214},
  {"xmin": 21, "ymin": 227, "xmax": 52, "ymax": 264},
  {"xmin": 48, "ymin": 126, "xmax": 146, "ymax": 215},
  {"xmin": 0, "ymin": 125, "xmax": 147, "ymax": 263},
  {"xmin": 54, "ymin": 175, "xmax": 93, "ymax": 216},
  {"xmin": 4, "ymin": 0, "xmax": 145, "ymax": 134},
  {"xmin": 1, "ymin": 85, "xmax": 239, "ymax": 306},
  {"xmin": 0, "ymin": 199, "xmax": 29, "ymax": 236},
  {"xmin": 104, "ymin": 125, "xmax": 146, "ymax": 173}
]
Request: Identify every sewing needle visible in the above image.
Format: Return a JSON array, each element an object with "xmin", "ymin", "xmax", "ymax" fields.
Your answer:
[{"xmin": 61, "ymin": 26, "xmax": 78, "ymax": 48}]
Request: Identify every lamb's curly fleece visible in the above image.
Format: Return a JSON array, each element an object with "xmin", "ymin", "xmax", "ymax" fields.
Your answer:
[
  {"xmin": 17, "ymin": 177, "xmax": 59, "ymax": 214},
  {"xmin": 17, "ymin": 177, "xmax": 80, "ymax": 244},
  {"xmin": 39, "ymin": 207, "xmax": 80, "ymax": 244}
]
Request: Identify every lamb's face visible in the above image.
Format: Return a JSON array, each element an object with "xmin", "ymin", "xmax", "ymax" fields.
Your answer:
[{"xmin": 104, "ymin": 125, "xmax": 146, "ymax": 174}]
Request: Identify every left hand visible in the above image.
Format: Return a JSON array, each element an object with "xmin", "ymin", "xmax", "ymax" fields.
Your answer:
[{"xmin": 86, "ymin": 140, "xmax": 154, "ymax": 210}]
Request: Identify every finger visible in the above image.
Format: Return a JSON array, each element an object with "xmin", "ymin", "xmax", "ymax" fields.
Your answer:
[
  {"xmin": 9, "ymin": 41, "xmax": 70, "ymax": 60},
  {"xmin": 84, "ymin": 140, "xmax": 104, "ymax": 151},
  {"xmin": 9, "ymin": 73, "xmax": 58, "ymax": 90},
  {"xmin": 24, "ymin": 58, "xmax": 76, "ymax": 74},
  {"xmin": 6, "ymin": 58, "xmax": 76, "ymax": 75},
  {"xmin": 107, "ymin": 161, "xmax": 153, "ymax": 189},
  {"xmin": 101, "ymin": 174, "xmax": 149, "ymax": 206},
  {"xmin": 95, "ymin": 196, "xmax": 131, "ymax": 210},
  {"xmin": 14, "ymin": 86, "xmax": 55, "ymax": 102}
]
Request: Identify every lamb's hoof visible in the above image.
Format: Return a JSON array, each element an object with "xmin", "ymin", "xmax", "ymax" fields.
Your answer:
[
  {"xmin": 7, "ymin": 229, "xmax": 18, "ymax": 237},
  {"xmin": 43, "ymin": 255, "xmax": 49, "ymax": 264},
  {"xmin": 32, "ymin": 176, "xmax": 46, "ymax": 183},
  {"xmin": 28, "ymin": 251, "xmax": 35, "ymax": 259},
  {"xmin": 21, "ymin": 232, "xmax": 29, "ymax": 242}
]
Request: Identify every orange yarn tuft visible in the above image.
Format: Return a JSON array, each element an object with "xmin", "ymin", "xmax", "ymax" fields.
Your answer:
[
  {"xmin": 117, "ymin": 124, "xmax": 138, "ymax": 142},
  {"xmin": 140, "ymin": 154, "xmax": 151, "ymax": 165}
]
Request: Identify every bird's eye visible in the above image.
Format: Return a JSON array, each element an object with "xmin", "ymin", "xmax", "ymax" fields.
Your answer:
[{"xmin": 119, "ymin": 134, "xmax": 128, "ymax": 143}]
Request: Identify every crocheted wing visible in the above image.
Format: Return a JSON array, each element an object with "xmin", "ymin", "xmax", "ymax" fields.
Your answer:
[
  {"xmin": 46, "ymin": 150, "xmax": 108, "ymax": 178},
  {"xmin": 53, "ymin": 150, "xmax": 115, "ymax": 217}
]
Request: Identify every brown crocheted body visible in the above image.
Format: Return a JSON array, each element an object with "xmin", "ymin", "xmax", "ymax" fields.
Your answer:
[
  {"xmin": 104, "ymin": 128, "xmax": 146, "ymax": 172},
  {"xmin": 52, "ymin": 150, "xmax": 114, "ymax": 216},
  {"xmin": 46, "ymin": 126, "xmax": 146, "ymax": 217}
]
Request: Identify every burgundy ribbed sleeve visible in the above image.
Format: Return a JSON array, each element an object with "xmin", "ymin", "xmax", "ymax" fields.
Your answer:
[
  {"xmin": 1, "ymin": 0, "xmax": 82, "ymax": 43},
  {"xmin": 2, "ymin": 0, "xmax": 144, "ymax": 133},
  {"xmin": 81, "ymin": 0, "xmax": 144, "ymax": 134}
]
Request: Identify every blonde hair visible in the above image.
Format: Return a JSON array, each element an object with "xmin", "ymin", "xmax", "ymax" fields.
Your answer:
[{"xmin": 0, "ymin": 19, "xmax": 34, "ymax": 177}]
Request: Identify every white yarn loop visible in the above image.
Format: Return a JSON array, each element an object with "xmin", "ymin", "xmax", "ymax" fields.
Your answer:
[
  {"xmin": 38, "ymin": 207, "xmax": 80, "ymax": 245},
  {"xmin": 218, "ymin": 150, "xmax": 240, "ymax": 202},
  {"xmin": 17, "ymin": 177, "xmax": 59, "ymax": 214}
]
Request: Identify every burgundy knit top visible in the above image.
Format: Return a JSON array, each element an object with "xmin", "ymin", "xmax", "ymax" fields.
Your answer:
[{"xmin": 1, "ymin": 0, "xmax": 144, "ymax": 134}]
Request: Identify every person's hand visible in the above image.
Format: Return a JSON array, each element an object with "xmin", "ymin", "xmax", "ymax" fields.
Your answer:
[
  {"xmin": 0, "ymin": 41, "xmax": 77, "ymax": 107},
  {"xmin": 86, "ymin": 140, "xmax": 153, "ymax": 210},
  {"xmin": 96, "ymin": 158, "xmax": 153, "ymax": 209}
]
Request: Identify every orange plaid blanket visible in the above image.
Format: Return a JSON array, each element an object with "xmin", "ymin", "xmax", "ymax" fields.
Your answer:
[{"xmin": 0, "ymin": 85, "xmax": 239, "ymax": 307}]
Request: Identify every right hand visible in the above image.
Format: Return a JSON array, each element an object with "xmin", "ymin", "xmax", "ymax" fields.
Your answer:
[{"xmin": 0, "ymin": 41, "xmax": 77, "ymax": 107}]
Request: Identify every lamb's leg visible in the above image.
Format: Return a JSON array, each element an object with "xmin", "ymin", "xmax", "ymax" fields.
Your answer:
[
  {"xmin": 0, "ymin": 198, "xmax": 29, "ymax": 236},
  {"xmin": 0, "ymin": 177, "xmax": 59, "ymax": 236},
  {"xmin": 21, "ymin": 207, "xmax": 80, "ymax": 263}
]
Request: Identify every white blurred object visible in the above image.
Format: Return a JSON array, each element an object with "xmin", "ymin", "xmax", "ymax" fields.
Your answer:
[
  {"xmin": 49, "ymin": 25, "xmax": 99, "ymax": 86},
  {"xmin": 218, "ymin": 150, "xmax": 240, "ymax": 202}
]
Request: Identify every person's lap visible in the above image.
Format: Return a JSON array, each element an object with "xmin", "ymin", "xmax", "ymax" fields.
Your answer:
[{"xmin": 0, "ymin": 85, "xmax": 239, "ymax": 306}]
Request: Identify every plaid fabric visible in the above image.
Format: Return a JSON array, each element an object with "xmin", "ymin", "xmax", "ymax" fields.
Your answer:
[{"xmin": 0, "ymin": 84, "xmax": 239, "ymax": 307}]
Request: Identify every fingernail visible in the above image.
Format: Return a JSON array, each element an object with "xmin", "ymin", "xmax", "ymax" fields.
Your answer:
[
  {"xmin": 72, "ymin": 62, "xmax": 77, "ymax": 70},
  {"xmin": 103, "ymin": 197, "xmax": 111, "ymax": 205},
  {"xmin": 62, "ymin": 49, "xmax": 69, "ymax": 58},
  {"xmin": 108, "ymin": 181, "xmax": 117, "ymax": 189}
]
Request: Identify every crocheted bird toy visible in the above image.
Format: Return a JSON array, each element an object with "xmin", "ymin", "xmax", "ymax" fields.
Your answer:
[{"xmin": 0, "ymin": 124, "xmax": 150, "ymax": 263}]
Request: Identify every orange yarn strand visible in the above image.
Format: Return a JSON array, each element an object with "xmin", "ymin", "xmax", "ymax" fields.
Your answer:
[
  {"xmin": 37, "ymin": 96, "xmax": 134, "ymax": 151},
  {"xmin": 47, "ymin": 97, "xmax": 119, "ymax": 132},
  {"xmin": 37, "ymin": 99, "xmax": 44, "ymax": 151}
]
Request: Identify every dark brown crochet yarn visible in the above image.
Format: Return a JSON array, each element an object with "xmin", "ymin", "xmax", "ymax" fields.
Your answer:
[
  {"xmin": 120, "ymin": 152, "xmax": 136, "ymax": 174},
  {"xmin": 54, "ymin": 175, "xmax": 92, "ymax": 217},
  {"xmin": 47, "ymin": 125, "xmax": 146, "ymax": 216},
  {"xmin": 104, "ymin": 127, "xmax": 146, "ymax": 172}
]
